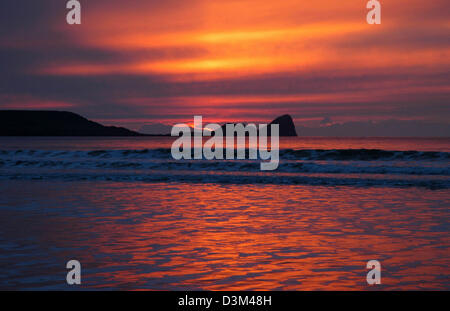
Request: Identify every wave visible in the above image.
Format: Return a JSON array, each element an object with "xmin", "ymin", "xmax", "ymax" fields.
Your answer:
[
  {"xmin": 280, "ymin": 149, "xmax": 450, "ymax": 161},
  {"xmin": 0, "ymin": 170, "xmax": 448, "ymax": 189},
  {"xmin": 0, "ymin": 158, "xmax": 448, "ymax": 176},
  {"xmin": 0, "ymin": 148, "xmax": 448, "ymax": 188},
  {"xmin": 1, "ymin": 148, "xmax": 449, "ymax": 161}
]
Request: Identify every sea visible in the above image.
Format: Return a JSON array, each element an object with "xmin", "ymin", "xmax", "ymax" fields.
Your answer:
[{"xmin": 0, "ymin": 136, "xmax": 448, "ymax": 290}]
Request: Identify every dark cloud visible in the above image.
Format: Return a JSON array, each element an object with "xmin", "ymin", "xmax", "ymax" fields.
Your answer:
[
  {"xmin": 0, "ymin": 0, "xmax": 448, "ymax": 135},
  {"xmin": 296, "ymin": 120, "xmax": 450, "ymax": 137}
]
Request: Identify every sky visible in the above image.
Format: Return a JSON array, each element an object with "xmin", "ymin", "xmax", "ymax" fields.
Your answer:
[{"xmin": 0, "ymin": 0, "xmax": 449, "ymax": 134}]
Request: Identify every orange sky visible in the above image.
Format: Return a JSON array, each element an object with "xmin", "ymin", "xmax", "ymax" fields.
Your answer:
[{"xmin": 0, "ymin": 0, "xmax": 449, "ymax": 131}]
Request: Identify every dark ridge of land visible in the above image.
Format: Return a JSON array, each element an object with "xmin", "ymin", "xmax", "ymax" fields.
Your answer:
[
  {"xmin": 219, "ymin": 114, "xmax": 298, "ymax": 136},
  {"xmin": 268, "ymin": 114, "xmax": 298, "ymax": 136},
  {"xmin": 0, "ymin": 110, "xmax": 297, "ymax": 137},
  {"xmin": 0, "ymin": 110, "xmax": 145, "ymax": 136}
]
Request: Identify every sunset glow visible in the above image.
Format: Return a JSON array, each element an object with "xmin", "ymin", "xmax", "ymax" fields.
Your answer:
[{"xmin": 1, "ymin": 0, "xmax": 449, "ymax": 130}]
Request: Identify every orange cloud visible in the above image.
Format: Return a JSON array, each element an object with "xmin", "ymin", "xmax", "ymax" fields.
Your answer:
[{"xmin": 3, "ymin": 0, "xmax": 448, "ymax": 127}]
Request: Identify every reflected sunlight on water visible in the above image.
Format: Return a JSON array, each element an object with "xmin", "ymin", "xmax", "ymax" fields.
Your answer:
[{"xmin": 0, "ymin": 181, "xmax": 448, "ymax": 290}]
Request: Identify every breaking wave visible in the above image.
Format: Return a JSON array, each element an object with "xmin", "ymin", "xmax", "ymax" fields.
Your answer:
[{"xmin": 0, "ymin": 148, "xmax": 448, "ymax": 188}]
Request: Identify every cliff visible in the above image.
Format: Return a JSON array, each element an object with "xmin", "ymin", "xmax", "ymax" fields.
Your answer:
[{"xmin": 219, "ymin": 114, "xmax": 297, "ymax": 136}]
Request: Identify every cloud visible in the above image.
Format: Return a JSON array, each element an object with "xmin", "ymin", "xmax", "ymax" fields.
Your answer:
[
  {"xmin": 296, "ymin": 120, "xmax": 450, "ymax": 137},
  {"xmin": 0, "ymin": 0, "xmax": 448, "ymax": 135},
  {"xmin": 139, "ymin": 123, "xmax": 173, "ymax": 135},
  {"xmin": 320, "ymin": 116, "xmax": 333, "ymax": 126}
]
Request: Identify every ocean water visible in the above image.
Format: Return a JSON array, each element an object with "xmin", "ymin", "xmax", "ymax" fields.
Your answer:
[{"xmin": 0, "ymin": 137, "xmax": 448, "ymax": 290}]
